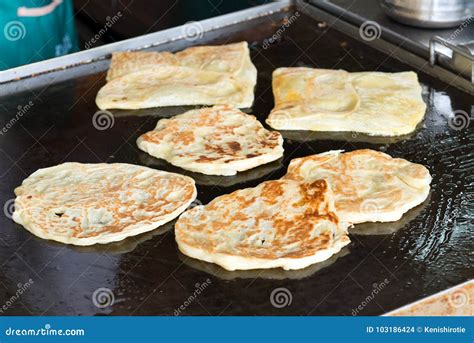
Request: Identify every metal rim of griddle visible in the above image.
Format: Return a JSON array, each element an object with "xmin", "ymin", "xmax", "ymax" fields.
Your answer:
[
  {"xmin": 1, "ymin": 0, "xmax": 472, "ymax": 95},
  {"xmin": 429, "ymin": 36, "xmax": 474, "ymax": 83},
  {"xmin": 0, "ymin": 1, "xmax": 292, "ymax": 84},
  {"xmin": 307, "ymin": 0, "xmax": 474, "ymax": 94}
]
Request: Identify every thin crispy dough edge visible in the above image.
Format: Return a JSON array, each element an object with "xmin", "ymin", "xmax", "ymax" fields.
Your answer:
[
  {"xmin": 136, "ymin": 129, "xmax": 284, "ymax": 176},
  {"xmin": 12, "ymin": 166, "xmax": 197, "ymax": 246},
  {"xmin": 285, "ymin": 149, "xmax": 432, "ymax": 224},
  {"xmin": 177, "ymin": 235, "xmax": 350, "ymax": 271}
]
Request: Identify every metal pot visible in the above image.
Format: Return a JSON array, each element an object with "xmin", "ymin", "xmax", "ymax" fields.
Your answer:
[{"xmin": 380, "ymin": 0, "xmax": 473, "ymax": 28}]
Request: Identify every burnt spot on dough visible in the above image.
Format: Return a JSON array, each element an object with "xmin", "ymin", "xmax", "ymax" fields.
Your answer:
[
  {"xmin": 205, "ymin": 144, "xmax": 225, "ymax": 155},
  {"xmin": 227, "ymin": 141, "xmax": 241, "ymax": 152},
  {"xmin": 246, "ymin": 153, "xmax": 261, "ymax": 158},
  {"xmin": 196, "ymin": 155, "xmax": 221, "ymax": 163}
]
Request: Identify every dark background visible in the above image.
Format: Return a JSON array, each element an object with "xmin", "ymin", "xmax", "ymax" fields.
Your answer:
[{"xmin": 73, "ymin": 0, "xmax": 269, "ymax": 49}]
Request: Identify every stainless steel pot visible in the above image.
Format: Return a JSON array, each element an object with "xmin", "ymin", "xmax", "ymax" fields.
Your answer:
[{"xmin": 380, "ymin": 0, "xmax": 473, "ymax": 28}]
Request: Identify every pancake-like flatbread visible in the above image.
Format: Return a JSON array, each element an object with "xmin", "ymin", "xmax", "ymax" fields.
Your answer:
[
  {"xmin": 175, "ymin": 179, "xmax": 350, "ymax": 271},
  {"xmin": 180, "ymin": 248, "xmax": 349, "ymax": 280},
  {"xmin": 12, "ymin": 163, "xmax": 196, "ymax": 246},
  {"xmin": 284, "ymin": 149, "xmax": 431, "ymax": 224},
  {"xmin": 266, "ymin": 68, "xmax": 426, "ymax": 136},
  {"xmin": 137, "ymin": 105, "xmax": 284, "ymax": 176},
  {"xmin": 96, "ymin": 42, "xmax": 257, "ymax": 109},
  {"xmin": 106, "ymin": 51, "xmax": 178, "ymax": 81}
]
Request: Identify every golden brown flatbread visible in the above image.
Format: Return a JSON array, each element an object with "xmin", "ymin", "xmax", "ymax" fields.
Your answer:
[
  {"xmin": 266, "ymin": 68, "xmax": 426, "ymax": 136},
  {"xmin": 96, "ymin": 42, "xmax": 257, "ymax": 109},
  {"xmin": 175, "ymin": 179, "xmax": 350, "ymax": 271},
  {"xmin": 12, "ymin": 163, "xmax": 196, "ymax": 246},
  {"xmin": 284, "ymin": 149, "xmax": 431, "ymax": 223},
  {"xmin": 137, "ymin": 105, "xmax": 284, "ymax": 175}
]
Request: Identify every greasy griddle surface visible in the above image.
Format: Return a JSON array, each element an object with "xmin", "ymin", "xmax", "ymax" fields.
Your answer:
[{"xmin": 0, "ymin": 8, "xmax": 472, "ymax": 316}]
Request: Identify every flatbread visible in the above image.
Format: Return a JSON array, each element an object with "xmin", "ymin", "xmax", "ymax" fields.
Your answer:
[
  {"xmin": 266, "ymin": 68, "xmax": 426, "ymax": 136},
  {"xmin": 175, "ymin": 179, "xmax": 350, "ymax": 271},
  {"xmin": 96, "ymin": 42, "xmax": 257, "ymax": 109},
  {"xmin": 137, "ymin": 105, "xmax": 284, "ymax": 176},
  {"xmin": 106, "ymin": 51, "xmax": 178, "ymax": 81},
  {"xmin": 284, "ymin": 149, "xmax": 431, "ymax": 224},
  {"xmin": 180, "ymin": 248, "xmax": 349, "ymax": 280},
  {"xmin": 12, "ymin": 163, "xmax": 196, "ymax": 246}
]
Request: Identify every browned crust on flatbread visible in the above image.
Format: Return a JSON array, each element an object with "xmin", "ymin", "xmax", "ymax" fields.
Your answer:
[
  {"xmin": 106, "ymin": 51, "xmax": 178, "ymax": 81},
  {"xmin": 14, "ymin": 164, "xmax": 196, "ymax": 243},
  {"xmin": 138, "ymin": 105, "xmax": 282, "ymax": 165},
  {"xmin": 284, "ymin": 149, "xmax": 431, "ymax": 222},
  {"xmin": 176, "ymin": 179, "xmax": 344, "ymax": 260}
]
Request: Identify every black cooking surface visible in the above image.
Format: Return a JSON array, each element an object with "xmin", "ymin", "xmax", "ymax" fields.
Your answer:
[{"xmin": 0, "ymin": 7, "xmax": 472, "ymax": 316}]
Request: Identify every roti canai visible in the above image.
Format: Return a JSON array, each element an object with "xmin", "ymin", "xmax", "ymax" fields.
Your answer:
[
  {"xmin": 175, "ymin": 179, "xmax": 350, "ymax": 271},
  {"xmin": 283, "ymin": 149, "xmax": 431, "ymax": 224},
  {"xmin": 96, "ymin": 42, "xmax": 257, "ymax": 109},
  {"xmin": 266, "ymin": 68, "xmax": 426, "ymax": 136},
  {"xmin": 137, "ymin": 105, "xmax": 284, "ymax": 176},
  {"xmin": 12, "ymin": 163, "xmax": 196, "ymax": 246}
]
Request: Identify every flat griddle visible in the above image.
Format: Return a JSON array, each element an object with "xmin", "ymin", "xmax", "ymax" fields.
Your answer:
[{"xmin": 0, "ymin": 1, "xmax": 472, "ymax": 316}]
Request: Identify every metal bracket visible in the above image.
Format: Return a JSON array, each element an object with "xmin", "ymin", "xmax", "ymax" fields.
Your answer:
[{"xmin": 429, "ymin": 36, "xmax": 474, "ymax": 84}]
